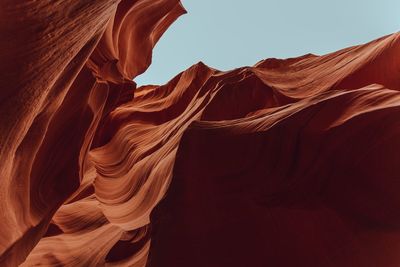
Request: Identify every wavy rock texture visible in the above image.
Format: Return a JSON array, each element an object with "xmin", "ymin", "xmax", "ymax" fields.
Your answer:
[
  {"xmin": 144, "ymin": 33, "xmax": 400, "ymax": 267},
  {"xmin": 0, "ymin": 0, "xmax": 185, "ymax": 266},
  {"xmin": 1, "ymin": 1, "xmax": 400, "ymax": 266}
]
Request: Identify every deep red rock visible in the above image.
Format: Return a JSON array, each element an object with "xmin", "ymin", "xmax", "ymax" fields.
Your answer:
[{"xmin": 0, "ymin": 1, "xmax": 399, "ymax": 266}]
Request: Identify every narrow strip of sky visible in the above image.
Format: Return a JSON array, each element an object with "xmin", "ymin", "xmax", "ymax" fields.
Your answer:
[{"xmin": 135, "ymin": 0, "xmax": 400, "ymax": 85}]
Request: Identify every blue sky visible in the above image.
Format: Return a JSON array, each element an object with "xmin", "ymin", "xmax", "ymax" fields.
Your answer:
[{"xmin": 135, "ymin": 0, "xmax": 400, "ymax": 85}]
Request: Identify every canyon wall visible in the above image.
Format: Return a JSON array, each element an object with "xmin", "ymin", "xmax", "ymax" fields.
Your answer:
[{"xmin": 1, "ymin": 1, "xmax": 399, "ymax": 266}]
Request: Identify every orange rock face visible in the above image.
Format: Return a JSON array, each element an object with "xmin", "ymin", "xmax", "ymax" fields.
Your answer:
[
  {"xmin": 1, "ymin": 1, "xmax": 399, "ymax": 266},
  {"xmin": 0, "ymin": 0, "xmax": 185, "ymax": 266}
]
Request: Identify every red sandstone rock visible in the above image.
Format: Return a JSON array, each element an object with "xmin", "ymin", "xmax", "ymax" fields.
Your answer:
[
  {"xmin": 0, "ymin": 1, "xmax": 185, "ymax": 266},
  {"xmin": 0, "ymin": 1, "xmax": 399, "ymax": 266}
]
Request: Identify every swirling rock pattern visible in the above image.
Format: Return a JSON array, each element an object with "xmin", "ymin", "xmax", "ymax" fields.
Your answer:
[
  {"xmin": 1, "ymin": 1, "xmax": 399, "ymax": 266},
  {"xmin": 0, "ymin": 0, "xmax": 185, "ymax": 266}
]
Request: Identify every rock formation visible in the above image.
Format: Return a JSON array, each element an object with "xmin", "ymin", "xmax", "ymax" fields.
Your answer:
[{"xmin": 0, "ymin": 0, "xmax": 399, "ymax": 266}]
